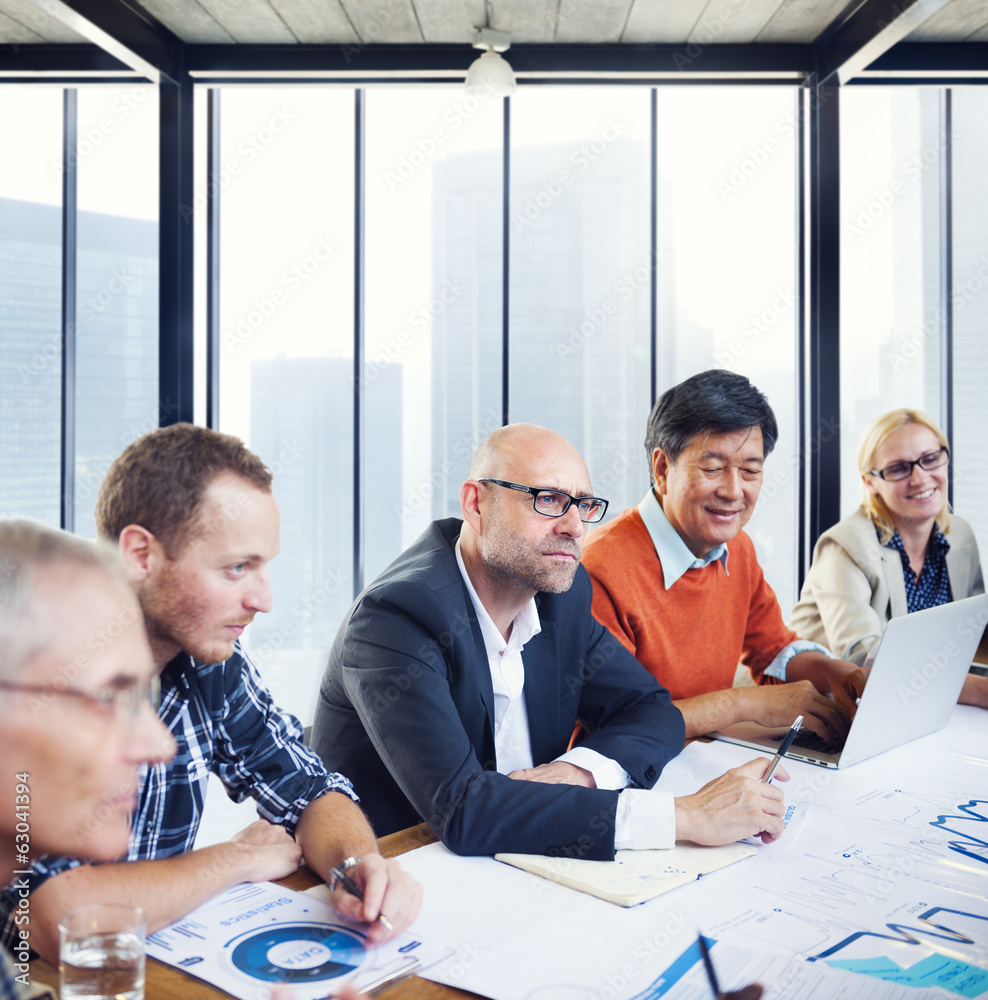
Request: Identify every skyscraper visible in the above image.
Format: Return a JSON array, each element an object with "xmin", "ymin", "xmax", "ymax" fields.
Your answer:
[
  {"xmin": 430, "ymin": 138, "xmax": 654, "ymax": 520},
  {"xmin": 0, "ymin": 197, "xmax": 158, "ymax": 534},
  {"xmin": 249, "ymin": 355, "xmax": 402, "ymax": 650}
]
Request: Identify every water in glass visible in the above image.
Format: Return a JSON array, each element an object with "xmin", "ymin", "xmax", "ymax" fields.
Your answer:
[{"xmin": 60, "ymin": 931, "xmax": 145, "ymax": 1000}]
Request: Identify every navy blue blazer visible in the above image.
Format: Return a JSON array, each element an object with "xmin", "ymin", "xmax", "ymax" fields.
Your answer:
[{"xmin": 310, "ymin": 518, "xmax": 684, "ymax": 859}]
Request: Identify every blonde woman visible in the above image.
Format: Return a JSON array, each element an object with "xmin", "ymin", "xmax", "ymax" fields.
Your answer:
[{"xmin": 791, "ymin": 408, "xmax": 986, "ymax": 707}]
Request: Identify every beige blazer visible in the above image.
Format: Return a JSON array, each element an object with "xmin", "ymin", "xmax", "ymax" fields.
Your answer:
[{"xmin": 790, "ymin": 509, "xmax": 984, "ymax": 664}]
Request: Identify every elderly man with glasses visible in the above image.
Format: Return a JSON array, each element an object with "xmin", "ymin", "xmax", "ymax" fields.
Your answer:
[
  {"xmin": 311, "ymin": 423, "xmax": 792, "ymax": 860},
  {"xmin": 0, "ymin": 520, "xmax": 175, "ymax": 998}
]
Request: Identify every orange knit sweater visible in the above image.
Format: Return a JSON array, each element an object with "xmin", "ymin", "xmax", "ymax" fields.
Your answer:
[{"xmin": 583, "ymin": 506, "xmax": 795, "ymax": 700}]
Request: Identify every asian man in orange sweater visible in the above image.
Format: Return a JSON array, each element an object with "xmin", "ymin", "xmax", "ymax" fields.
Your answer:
[{"xmin": 583, "ymin": 370, "xmax": 862, "ymax": 743}]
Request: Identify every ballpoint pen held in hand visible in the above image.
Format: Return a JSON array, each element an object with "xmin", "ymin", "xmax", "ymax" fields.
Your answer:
[
  {"xmin": 330, "ymin": 858, "xmax": 395, "ymax": 932},
  {"xmin": 761, "ymin": 714, "xmax": 802, "ymax": 784}
]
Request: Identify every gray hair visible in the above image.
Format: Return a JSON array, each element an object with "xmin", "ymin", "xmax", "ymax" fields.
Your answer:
[{"xmin": 0, "ymin": 520, "xmax": 129, "ymax": 687}]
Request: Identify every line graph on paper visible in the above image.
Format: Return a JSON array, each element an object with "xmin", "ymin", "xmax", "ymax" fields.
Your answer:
[
  {"xmin": 841, "ymin": 787, "xmax": 988, "ymax": 870},
  {"xmin": 929, "ymin": 800, "xmax": 988, "ymax": 868},
  {"xmin": 734, "ymin": 800, "xmax": 988, "ymax": 997},
  {"xmin": 694, "ymin": 880, "xmax": 988, "ymax": 1000},
  {"xmin": 743, "ymin": 871, "xmax": 988, "ymax": 997},
  {"xmin": 756, "ymin": 817, "xmax": 982, "ymax": 916},
  {"xmin": 803, "ymin": 735, "xmax": 988, "ymax": 827},
  {"xmin": 806, "ymin": 906, "xmax": 988, "ymax": 997},
  {"xmin": 799, "ymin": 778, "xmax": 988, "ymax": 879}
]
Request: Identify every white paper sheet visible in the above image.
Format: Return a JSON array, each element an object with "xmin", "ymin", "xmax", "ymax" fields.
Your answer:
[{"xmin": 146, "ymin": 880, "xmax": 451, "ymax": 998}]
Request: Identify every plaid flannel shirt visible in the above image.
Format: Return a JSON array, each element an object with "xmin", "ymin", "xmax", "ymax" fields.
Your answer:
[{"xmin": 0, "ymin": 947, "xmax": 24, "ymax": 1000}]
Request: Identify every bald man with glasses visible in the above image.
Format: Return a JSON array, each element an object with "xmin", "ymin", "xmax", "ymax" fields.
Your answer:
[{"xmin": 311, "ymin": 423, "xmax": 791, "ymax": 860}]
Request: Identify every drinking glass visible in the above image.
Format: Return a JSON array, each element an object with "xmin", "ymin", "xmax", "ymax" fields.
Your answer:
[{"xmin": 58, "ymin": 903, "xmax": 146, "ymax": 1000}]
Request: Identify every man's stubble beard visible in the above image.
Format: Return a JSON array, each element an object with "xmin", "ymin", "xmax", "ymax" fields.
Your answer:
[
  {"xmin": 138, "ymin": 562, "xmax": 231, "ymax": 665},
  {"xmin": 480, "ymin": 503, "xmax": 581, "ymax": 596}
]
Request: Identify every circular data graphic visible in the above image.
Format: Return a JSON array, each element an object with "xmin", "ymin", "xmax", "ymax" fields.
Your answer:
[{"xmin": 229, "ymin": 923, "xmax": 367, "ymax": 983}]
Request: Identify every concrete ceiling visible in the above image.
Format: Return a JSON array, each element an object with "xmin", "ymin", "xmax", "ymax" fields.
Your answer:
[
  {"xmin": 1, "ymin": 0, "xmax": 986, "ymax": 85},
  {"xmin": 3, "ymin": 0, "xmax": 988, "ymax": 46}
]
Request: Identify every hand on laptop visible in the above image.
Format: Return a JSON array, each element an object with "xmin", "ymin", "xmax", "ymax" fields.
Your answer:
[
  {"xmin": 674, "ymin": 757, "xmax": 789, "ymax": 846},
  {"xmin": 744, "ymin": 680, "xmax": 851, "ymax": 745},
  {"xmin": 830, "ymin": 663, "xmax": 870, "ymax": 720},
  {"xmin": 785, "ymin": 651, "xmax": 867, "ymax": 739},
  {"xmin": 960, "ymin": 672, "xmax": 988, "ymax": 709}
]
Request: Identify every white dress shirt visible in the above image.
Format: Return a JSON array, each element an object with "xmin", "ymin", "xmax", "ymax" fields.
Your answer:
[{"xmin": 454, "ymin": 539, "xmax": 676, "ymax": 849}]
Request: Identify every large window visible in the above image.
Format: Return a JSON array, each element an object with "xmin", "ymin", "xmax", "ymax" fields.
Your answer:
[
  {"xmin": 0, "ymin": 85, "xmax": 158, "ymax": 534},
  {"xmin": 950, "ymin": 89, "xmax": 988, "ymax": 548},
  {"xmin": 365, "ymin": 87, "xmax": 503, "ymax": 583},
  {"xmin": 657, "ymin": 87, "xmax": 798, "ymax": 609},
  {"xmin": 75, "ymin": 85, "xmax": 159, "ymax": 539},
  {"xmin": 0, "ymin": 88, "xmax": 64, "ymax": 526},
  {"xmin": 209, "ymin": 83, "xmax": 803, "ymax": 666},
  {"xmin": 8, "ymin": 79, "xmax": 985, "ymax": 709},
  {"xmin": 839, "ymin": 89, "xmax": 942, "ymax": 515},
  {"xmin": 509, "ymin": 88, "xmax": 653, "ymax": 519},
  {"xmin": 217, "ymin": 88, "xmax": 355, "ymax": 702}
]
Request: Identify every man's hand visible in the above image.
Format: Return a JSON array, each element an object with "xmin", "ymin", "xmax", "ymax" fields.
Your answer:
[
  {"xmin": 506, "ymin": 762, "xmax": 596, "ymax": 787},
  {"xmin": 328, "ymin": 852, "xmax": 423, "ymax": 946},
  {"xmin": 271, "ymin": 984, "xmax": 360, "ymax": 1000},
  {"xmin": 228, "ymin": 820, "xmax": 303, "ymax": 882},
  {"xmin": 295, "ymin": 792, "xmax": 422, "ymax": 945},
  {"xmin": 746, "ymin": 680, "xmax": 850, "ymax": 745},
  {"xmin": 674, "ymin": 758, "xmax": 789, "ymax": 845},
  {"xmin": 826, "ymin": 661, "xmax": 869, "ymax": 719},
  {"xmin": 960, "ymin": 672, "xmax": 988, "ymax": 709},
  {"xmin": 787, "ymin": 651, "xmax": 868, "ymax": 723},
  {"xmin": 720, "ymin": 987, "xmax": 763, "ymax": 1000}
]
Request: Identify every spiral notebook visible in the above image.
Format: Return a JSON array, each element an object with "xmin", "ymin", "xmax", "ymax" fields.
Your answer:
[{"xmin": 494, "ymin": 841, "xmax": 756, "ymax": 907}]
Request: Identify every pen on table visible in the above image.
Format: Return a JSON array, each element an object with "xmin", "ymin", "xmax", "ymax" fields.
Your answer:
[
  {"xmin": 761, "ymin": 714, "xmax": 803, "ymax": 784},
  {"xmin": 329, "ymin": 864, "xmax": 395, "ymax": 932},
  {"xmin": 697, "ymin": 934, "xmax": 720, "ymax": 997}
]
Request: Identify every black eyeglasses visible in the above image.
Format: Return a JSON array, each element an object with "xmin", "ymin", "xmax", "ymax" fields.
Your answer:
[
  {"xmin": 479, "ymin": 479, "xmax": 609, "ymax": 523},
  {"xmin": 0, "ymin": 675, "xmax": 161, "ymax": 721},
  {"xmin": 868, "ymin": 446, "xmax": 949, "ymax": 482}
]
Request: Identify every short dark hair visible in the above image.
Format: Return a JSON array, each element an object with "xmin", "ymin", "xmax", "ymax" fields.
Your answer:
[
  {"xmin": 644, "ymin": 370, "xmax": 778, "ymax": 479},
  {"xmin": 96, "ymin": 423, "xmax": 273, "ymax": 555}
]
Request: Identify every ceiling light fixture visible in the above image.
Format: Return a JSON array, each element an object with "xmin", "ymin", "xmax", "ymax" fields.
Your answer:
[{"xmin": 465, "ymin": 26, "xmax": 516, "ymax": 97}]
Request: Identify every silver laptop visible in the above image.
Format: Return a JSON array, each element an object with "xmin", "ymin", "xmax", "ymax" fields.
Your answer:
[{"xmin": 711, "ymin": 592, "xmax": 988, "ymax": 769}]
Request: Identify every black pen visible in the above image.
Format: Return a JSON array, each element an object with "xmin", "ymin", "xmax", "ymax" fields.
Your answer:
[
  {"xmin": 697, "ymin": 934, "xmax": 720, "ymax": 997},
  {"xmin": 762, "ymin": 714, "xmax": 803, "ymax": 784},
  {"xmin": 329, "ymin": 864, "xmax": 395, "ymax": 932}
]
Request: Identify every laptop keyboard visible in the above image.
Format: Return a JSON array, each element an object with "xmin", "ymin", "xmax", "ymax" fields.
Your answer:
[{"xmin": 772, "ymin": 727, "xmax": 844, "ymax": 755}]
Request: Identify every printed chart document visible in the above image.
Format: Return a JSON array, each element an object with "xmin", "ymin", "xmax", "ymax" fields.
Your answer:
[
  {"xmin": 146, "ymin": 881, "xmax": 451, "ymax": 999},
  {"xmin": 397, "ymin": 706, "xmax": 988, "ymax": 1000},
  {"xmin": 495, "ymin": 842, "xmax": 756, "ymax": 906}
]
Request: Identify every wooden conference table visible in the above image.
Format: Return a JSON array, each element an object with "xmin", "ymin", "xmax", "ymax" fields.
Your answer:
[
  {"xmin": 29, "ymin": 822, "xmax": 483, "ymax": 1000},
  {"xmin": 28, "ymin": 692, "xmax": 988, "ymax": 999}
]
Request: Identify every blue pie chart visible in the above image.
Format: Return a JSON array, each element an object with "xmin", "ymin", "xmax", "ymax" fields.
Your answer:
[{"xmin": 229, "ymin": 923, "xmax": 366, "ymax": 983}]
